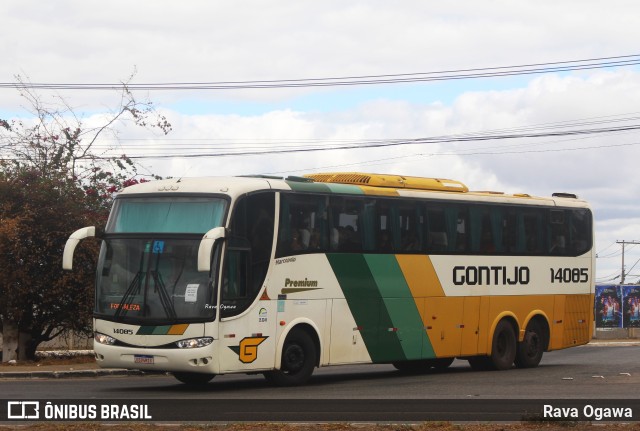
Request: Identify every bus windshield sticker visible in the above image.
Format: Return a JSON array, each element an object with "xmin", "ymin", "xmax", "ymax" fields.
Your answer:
[
  {"xmin": 152, "ymin": 240, "xmax": 165, "ymax": 254},
  {"xmin": 185, "ymin": 284, "xmax": 199, "ymax": 302}
]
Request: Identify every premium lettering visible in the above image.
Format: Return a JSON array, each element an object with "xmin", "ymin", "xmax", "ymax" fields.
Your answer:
[{"xmin": 284, "ymin": 278, "xmax": 318, "ymax": 288}]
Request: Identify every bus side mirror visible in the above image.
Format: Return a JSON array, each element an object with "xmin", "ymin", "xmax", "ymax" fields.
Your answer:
[
  {"xmin": 198, "ymin": 227, "xmax": 227, "ymax": 272},
  {"xmin": 62, "ymin": 226, "xmax": 96, "ymax": 270}
]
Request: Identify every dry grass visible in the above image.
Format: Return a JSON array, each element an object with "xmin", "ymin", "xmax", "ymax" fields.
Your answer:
[{"xmin": 1, "ymin": 422, "xmax": 639, "ymax": 431}]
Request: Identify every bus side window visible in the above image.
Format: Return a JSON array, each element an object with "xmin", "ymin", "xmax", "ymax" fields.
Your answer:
[
  {"xmin": 277, "ymin": 193, "xmax": 329, "ymax": 257},
  {"xmin": 425, "ymin": 206, "xmax": 447, "ymax": 253},
  {"xmin": 568, "ymin": 208, "xmax": 592, "ymax": 255},
  {"xmin": 329, "ymin": 196, "xmax": 364, "ymax": 253},
  {"xmin": 549, "ymin": 210, "xmax": 567, "ymax": 255}
]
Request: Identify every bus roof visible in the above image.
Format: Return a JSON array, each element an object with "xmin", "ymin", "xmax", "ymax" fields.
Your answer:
[{"xmin": 116, "ymin": 173, "xmax": 588, "ymax": 208}]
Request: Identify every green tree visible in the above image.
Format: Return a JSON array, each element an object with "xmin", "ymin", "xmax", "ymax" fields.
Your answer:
[{"xmin": 0, "ymin": 78, "xmax": 170, "ymax": 361}]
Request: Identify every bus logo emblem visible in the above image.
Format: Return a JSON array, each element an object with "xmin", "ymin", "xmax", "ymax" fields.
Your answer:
[{"xmin": 229, "ymin": 336, "xmax": 268, "ymax": 363}]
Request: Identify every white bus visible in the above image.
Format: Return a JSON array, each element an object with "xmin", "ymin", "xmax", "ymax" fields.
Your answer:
[{"xmin": 63, "ymin": 172, "xmax": 594, "ymax": 385}]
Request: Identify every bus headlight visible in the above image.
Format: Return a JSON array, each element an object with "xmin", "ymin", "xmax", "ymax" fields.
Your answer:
[
  {"xmin": 176, "ymin": 337, "xmax": 214, "ymax": 349},
  {"xmin": 94, "ymin": 332, "xmax": 117, "ymax": 345}
]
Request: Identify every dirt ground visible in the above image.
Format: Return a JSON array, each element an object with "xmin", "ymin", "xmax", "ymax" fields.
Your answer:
[{"xmin": 1, "ymin": 422, "xmax": 639, "ymax": 431}]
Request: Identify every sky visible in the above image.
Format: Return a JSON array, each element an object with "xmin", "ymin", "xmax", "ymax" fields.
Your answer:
[{"xmin": 2, "ymin": 0, "xmax": 640, "ymax": 282}]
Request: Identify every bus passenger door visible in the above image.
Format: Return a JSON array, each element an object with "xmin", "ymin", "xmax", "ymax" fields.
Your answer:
[
  {"xmin": 218, "ymin": 302, "xmax": 277, "ymax": 373},
  {"xmin": 217, "ymin": 244, "xmax": 277, "ymax": 373}
]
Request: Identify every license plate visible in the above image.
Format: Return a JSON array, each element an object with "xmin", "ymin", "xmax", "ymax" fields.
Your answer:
[{"xmin": 134, "ymin": 355, "xmax": 154, "ymax": 364}]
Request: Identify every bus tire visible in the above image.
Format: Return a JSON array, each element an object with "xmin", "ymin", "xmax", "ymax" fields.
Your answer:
[
  {"xmin": 489, "ymin": 319, "xmax": 516, "ymax": 370},
  {"xmin": 173, "ymin": 372, "xmax": 215, "ymax": 385},
  {"xmin": 514, "ymin": 320, "xmax": 545, "ymax": 368},
  {"xmin": 264, "ymin": 328, "xmax": 316, "ymax": 386}
]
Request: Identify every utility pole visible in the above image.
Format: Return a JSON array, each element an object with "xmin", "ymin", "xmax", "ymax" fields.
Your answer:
[{"xmin": 616, "ymin": 240, "xmax": 640, "ymax": 284}]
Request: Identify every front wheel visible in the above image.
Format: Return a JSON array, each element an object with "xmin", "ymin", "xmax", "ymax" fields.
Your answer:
[
  {"xmin": 173, "ymin": 372, "xmax": 215, "ymax": 385},
  {"xmin": 264, "ymin": 328, "xmax": 316, "ymax": 386}
]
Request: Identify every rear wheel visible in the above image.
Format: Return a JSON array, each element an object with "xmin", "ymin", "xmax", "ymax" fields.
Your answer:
[
  {"xmin": 515, "ymin": 320, "xmax": 545, "ymax": 368},
  {"xmin": 173, "ymin": 372, "xmax": 215, "ymax": 385},
  {"xmin": 264, "ymin": 328, "xmax": 316, "ymax": 386},
  {"xmin": 489, "ymin": 319, "xmax": 517, "ymax": 370}
]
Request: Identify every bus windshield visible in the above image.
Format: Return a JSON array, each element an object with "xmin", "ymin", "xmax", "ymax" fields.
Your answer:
[
  {"xmin": 96, "ymin": 196, "xmax": 227, "ymax": 323},
  {"xmin": 95, "ymin": 238, "xmax": 217, "ymax": 322}
]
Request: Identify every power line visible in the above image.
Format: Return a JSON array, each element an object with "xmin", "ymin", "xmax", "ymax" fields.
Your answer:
[
  {"xmin": 3, "ymin": 121, "xmax": 640, "ymax": 162},
  {"xmin": 617, "ymin": 240, "xmax": 640, "ymax": 284},
  {"xmin": 2, "ymin": 54, "xmax": 640, "ymax": 91},
  {"xmin": 597, "ymin": 241, "xmax": 618, "ymax": 257},
  {"xmin": 84, "ymin": 132, "xmax": 640, "ymax": 160}
]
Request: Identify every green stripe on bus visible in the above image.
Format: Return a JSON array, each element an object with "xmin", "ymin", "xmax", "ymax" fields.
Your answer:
[
  {"xmin": 324, "ymin": 183, "xmax": 364, "ymax": 194},
  {"xmin": 285, "ymin": 181, "xmax": 333, "ymax": 193},
  {"xmin": 136, "ymin": 326, "xmax": 155, "ymax": 335},
  {"xmin": 326, "ymin": 253, "xmax": 406, "ymax": 362},
  {"xmin": 364, "ymin": 255, "xmax": 434, "ymax": 360},
  {"xmin": 286, "ymin": 180, "xmax": 364, "ymax": 195}
]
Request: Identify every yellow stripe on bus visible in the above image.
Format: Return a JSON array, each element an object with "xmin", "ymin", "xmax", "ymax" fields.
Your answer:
[{"xmin": 167, "ymin": 324, "xmax": 189, "ymax": 335}]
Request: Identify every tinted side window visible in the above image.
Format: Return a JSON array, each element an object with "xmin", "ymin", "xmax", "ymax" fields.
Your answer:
[
  {"xmin": 276, "ymin": 193, "xmax": 329, "ymax": 257},
  {"xmin": 221, "ymin": 192, "xmax": 275, "ymax": 317}
]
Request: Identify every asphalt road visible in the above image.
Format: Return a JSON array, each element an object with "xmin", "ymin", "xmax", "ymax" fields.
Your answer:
[{"xmin": 2, "ymin": 345, "xmax": 639, "ymax": 422}]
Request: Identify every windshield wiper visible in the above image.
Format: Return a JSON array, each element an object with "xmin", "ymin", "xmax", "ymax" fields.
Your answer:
[
  {"xmin": 149, "ymin": 268, "xmax": 177, "ymax": 320},
  {"xmin": 113, "ymin": 270, "xmax": 144, "ymax": 321},
  {"xmin": 113, "ymin": 247, "xmax": 146, "ymax": 321}
]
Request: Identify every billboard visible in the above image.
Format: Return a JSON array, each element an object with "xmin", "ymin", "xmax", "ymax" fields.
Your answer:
[
  {"xmin": 595, "ymin": 285, "xmax": 640, "ymax": 328},
  {"xmin": 622, "ymin": 285, "xmax": 640, "ymax": 328},
  {"xmin": 595, "ymin": 285, "xmax": 622, "ymax": 328}
]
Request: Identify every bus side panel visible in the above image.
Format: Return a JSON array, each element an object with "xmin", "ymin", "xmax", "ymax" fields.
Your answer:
[
  {"xmin": 383, "ymin": 297, "xmax": 425, "ymax": 360},
  {"xmin": 328, "ymin": 298, "xmax": 372, "ymax": 364},
  {"xmin": 562, "ymin": 294, "xmax": 592, "ymax": 347},
  {"xmin": 460, "ymin": 296, "xmax": 481, "ymax": 356},
  {"xmin": 327, "ymin": 253, "xmax": 431, "ymax": 363},
  {"xmin": 424, "ymin": 297, "xmax": 463, "ymax": 357},
  {"xmin": 477, "ymin": 296, "xmax": 491, "ymax": 355},
  {"xmin": 550, "ymin": 295, "xmax": 566, "ymax": 350}
]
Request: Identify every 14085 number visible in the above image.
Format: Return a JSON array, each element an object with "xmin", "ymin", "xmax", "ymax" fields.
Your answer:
[{"xmin": 550, "ymin": 268, "xmax": 589, "ymax": 283}]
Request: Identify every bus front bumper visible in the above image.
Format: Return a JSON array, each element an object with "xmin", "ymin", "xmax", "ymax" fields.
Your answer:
[{"xmin": 94, "ymin": 342, "xmax": 219, "ymax": 375}]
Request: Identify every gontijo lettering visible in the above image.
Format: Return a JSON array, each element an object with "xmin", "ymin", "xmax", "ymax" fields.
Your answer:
[{"xmin": 453, "ymin": 266, "xmax": 530, "ymax": 286}]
